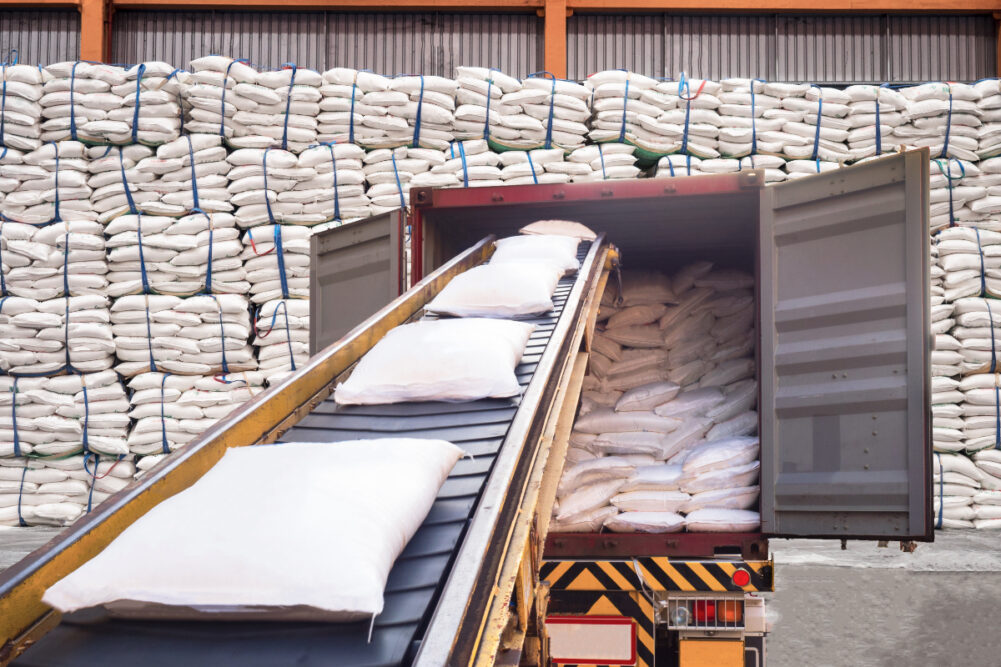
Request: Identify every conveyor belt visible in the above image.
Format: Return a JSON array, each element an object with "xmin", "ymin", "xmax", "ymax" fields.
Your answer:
[{"xmin": 14, "ymin": 243, "xmax": 590, "ymax": 667}]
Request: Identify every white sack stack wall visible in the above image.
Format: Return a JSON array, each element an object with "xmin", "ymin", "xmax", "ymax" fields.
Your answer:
[
  {"xmin": 0, "ymin": 58, "xmax": 995, "ymax": 528},
  {"xmin": 552, "ymin": 265, "xmax": 760, "ymax": 535}
]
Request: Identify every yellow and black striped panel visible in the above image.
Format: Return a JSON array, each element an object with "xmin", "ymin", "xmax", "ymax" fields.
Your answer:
[
  {"xmin": 540, "ymin": 558, "xmax": 773, "ymax": 593},
  {"xmin": 546, "ymin": 589, "xmax": 654, "ymax": 667}
]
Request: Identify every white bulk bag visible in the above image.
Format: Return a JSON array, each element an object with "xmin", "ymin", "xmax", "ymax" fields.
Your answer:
[
  {"xmin": 43, "ymin": 439, "xmax": 463, "ymax": 618},
  {"xmin": 425, "ymin": 262, "xmax": 563, "ymax": 318},
  {"xmin": 489, "ymin": 234, "xmax": 580, "ymax": 274},
  {"xmin": 334, "ymin": 318, "xmax": 535, "ymax": 405}
]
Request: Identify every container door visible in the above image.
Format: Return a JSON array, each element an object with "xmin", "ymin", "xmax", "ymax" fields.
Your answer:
[
  {"xmin": 309, "ymin": 209, "xmax": 405, "ymax": 355},
  {"xmin": 759, "ymin": 150, "xmax": 931, "ymax": 539}
]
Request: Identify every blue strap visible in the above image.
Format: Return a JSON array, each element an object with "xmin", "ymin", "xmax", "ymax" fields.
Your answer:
[
  {"xmin": 666, "ymin": 158, "xmax": 675, "ymax": 177},
  {"xmin": 528, "ymin": 72, "xmax": 556, "ymax": 150},
  {"xmin": 326, "ymin": 142, "xmax": 341, "ymax": 222},
  {"xmin": 62, "ymin": 292, "xmax": 72, "ymax": 371},
  {"xmin": 203, "ymin": 218, "xmax": 214, "ymax": 294},
  {"xmin": 137, "ymin": 215, "xmax": 151, "ymax": 294},
  {"xmin": 83, "ymin": 452, "xmax": 98, "ymax": 513},
  {"xmin": 143, "ymin": 295, "xmax": 158, "ymax": 372},
  {"xmin": 875, "ymin": 83, "xmax": 890, "ymax": 157},
  {"xmin": 526, "ymin": 152, "xmax": 539, "ymax": 184},
  {"xmin": 209, "ymin": 295, "xmax": 230, "ymax": 374},
  {"xmin": 939, "ymin": 85, "xmax": 953, "ymax": 159},
  {"xmin": 0, "ymin": 223, "xmax": 8, "ymax": 296},
  {"xmin": 750, "ymin": 80, "xmax": 759, "ymax": 156},
  {"xmin": 457, "ymin": 141, "xmax": 469, "ymax": 188},
  {"xmin": 69, "ymin": 61, "xmax": 81, "ymax": 141},
  {"xmin": 131, "ymin": 63, "xmax": 146, "ymax": 144},
  {"xmin": 185, "ymin": 135, "xmax": 202, "ymax": 213},
  {"xmin": 61, "ymin": 228, "xmax": 70, "ymax": 297},
  {"xmin": 51, "ymin": 145, "xmax": 61, "ymax": 223},
  {"xmin": 280, "ymin": 63, "xmax": 297, "ymax": 151},
  {"xmin": 685, "ymin": 154, "xmax": 692, "ymax": 176},
  {"xmin": 274, "ymin": 224, "xmax": 290, "ymax": 299},
  {"xmin": 995, "ymin": 384, "xmax": 1001, "ymax": 450},
  {"xmin": 0, "ymin": 62, "xmax": 8, "ymax": 148},
  {"xmin": 597, "ymin": 144, "xmax": 607, "ymax": 180},
  {"xmin": 119, "ymin": 147, "xmax": 139, "ymax": 215},
  {"xmin": 988, "ymin": 300, "xmax": 997, "ymax": 373},
  {"xmin": 80, "ymin": 381, "xmax": 90, "ymax": 454},
  {"xmin": 262, "ymin": 147, "xmax": 277, "ymax": 224},
  {"xmin": 976, "ymin": 227, "xmax": 987, "ymax": 296},
  {"xmin": 934, "ymin": 452, "xmax": 943, "ymax": 529},
  {"xmin": 348, "ymin": 81, "xmax": 357, "ymax": 145},
  {"xmin": 680, "ymin": 84, "xmax": 692, "ymax": 155},
  {"xmin": 160, "ymin": 372, "xmax": 171, "ymax": 454},
  {"xmin": 16, "ymin": 466, "xmax": 27, "ymax": 527},
  {"xmin": 935, "ymin": 158, "xmax": 965, "ymax": 228},
  {"xmin": 618, "ymin": 78, "xmax": 630, "ymax": 143},
  {"xmin": 219, "ymin": 59, "xmax": 248, "ymax": 137},
  {"xmin": 483, "ymin": 76, "xmax": 493, "ymax": 141},
  {"xmin": 815, "ymin": 158, "xmax": 821, "ymax": 174},
  {"xmin": 264, "ymin": 301, "xmax": 297, "ymax": 372},
  {"xmin": 11, "ymin": 377, "xmax": 19, "ymax": 457},
  {"xmin": 810, "ymin": 84, "xmax": 823, "ymax": 161},
  {"xmin": 167, "ymin": 68, "xmax": 186, "ymax": 135},
  {"xmin": 411, "ymin": 75, "xmax": 424, "ymax": 148},
  {"xmin": 390, "ymin": 153, "xmax": 406, "ymax": 211}
]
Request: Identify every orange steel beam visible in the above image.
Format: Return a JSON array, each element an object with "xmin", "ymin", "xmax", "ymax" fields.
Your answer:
[
  {"xmin": 568, "ymin": 0, "xmax": 1001, "ymax": 9},
  {"xmin": 541, "ymin": 0, "xmax": 568, "ymax": 78},
  {"xmin": 111, "ymin": 0, "xmax": 543, "ymax": 7},
  {"xmin": 79, "ymin": 0, "xmax": 109, "ymax": 61}
]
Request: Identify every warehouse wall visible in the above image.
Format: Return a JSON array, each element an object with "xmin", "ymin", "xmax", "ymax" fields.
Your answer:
[
  {"xmin": 0, "ymin": 10, "xmax": 80, "ymax": 64},
  {"xmin": 567, "ymin": 13, "xmax": 996, "ymax": 83},
  {"xmin": 110, "ymin": 10, "xmax": 543, "ymax": 77}
]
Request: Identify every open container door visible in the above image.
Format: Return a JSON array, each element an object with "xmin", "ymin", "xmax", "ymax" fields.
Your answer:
[
  {"xmin": 309, "ymin": 209, "xmax": 406, "ymax": 355},
  {"xmin": 759, "ymin": 150, "xmax": 931, "ymax": 540}
]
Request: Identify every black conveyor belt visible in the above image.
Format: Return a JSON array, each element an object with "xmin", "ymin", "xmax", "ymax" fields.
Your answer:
[{"xmin": 15, "ymin": 242, "xmax": 590, "ymax": 667}]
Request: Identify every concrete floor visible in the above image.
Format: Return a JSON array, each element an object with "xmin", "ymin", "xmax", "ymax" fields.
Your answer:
[{"xmin": 2, "ymin": 528, "xmax": 1000, "ymax": 665}]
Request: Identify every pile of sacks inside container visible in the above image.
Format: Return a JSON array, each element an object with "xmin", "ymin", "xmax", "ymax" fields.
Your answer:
[{"xmin": 552, "ymin": 264, "xmax": 761, "ymax": 534}]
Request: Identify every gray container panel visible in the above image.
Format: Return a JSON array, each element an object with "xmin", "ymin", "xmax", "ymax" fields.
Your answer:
[
  {"xmin": 309, "ymin": 211, "xmax": 404, "ymax": 355},
  {"xmin": 759, "ymin": 151, "xmax": 931, "ymax": 539}
]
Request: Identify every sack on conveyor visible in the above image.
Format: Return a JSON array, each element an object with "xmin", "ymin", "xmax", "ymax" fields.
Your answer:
[
  {"xmin": 425, "ymin": 262, "xmax": 563, "ymax": 319},
  {"xmin": 43, "ymin": 439, "xmax": 463, "ymax": 618},
  {"xmin": 334, "ymin": 318, "xmax": 534, "ymax": 405},
  {"xmin": 0, "ymin": 371, "xmax": 129, "ymax": 460},
  {"xmin": 0, "ymin": 454, "xmax": 136, "ymax": 526},
  {"xmin": 127, "ymin": 370, "xmax": 265, "ymax": 457},
  {"xmin": 489, "ymin": 234, "xmax": 581, "ymax": 275},
  {"xmin": 253, "ymin": 299, "xmax": 309, "ymax": 386}
]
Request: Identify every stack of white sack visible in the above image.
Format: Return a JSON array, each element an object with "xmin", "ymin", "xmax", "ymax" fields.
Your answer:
[
  {"xmin": 293, "ymin": 142, "xmax": 371, "ymax": 223},
  {"xmin": 949, "ymin": 297, "xmax": 1001, "ymax": 375},
  {"xmin": 654, "ymin": 153, "xmax": 789, "ymax": 183},
  {"xmin": 451, "ymin": 67, "xmax": 537, "ymax": 148},
  {"xmin": 566, "ymin": 144, "xmax": 640, "ymax": 182},
  {"xmin": 134, "ymin": 134, "xmax": 232, "ymax": 217},
  {"xmin": 964, "ymin": 156, "xmax": 1001, "ymax": 226},
  {"xmin": 934, "ymin": 226, "xmax": 1001, "ymax": 304},
  {"xmin": 240, "ymin": 224, "xmax": 310, "ymax": 304},
  {"xmin": 0, "ymin": 296, "xmax": 113, "ymax": 375},
  {"xmin": 104, "ymin": 212, "xmax": 247, "ymax": 297},
  {"xmin": 587, "ymin": 70, "xmax": 690, "ymax": 156},
  {"xmin": 0, "ymin": 371, "xmax": 130, "ymax": 462},
  {"xmin": 842, "ymin": 84, "xmax": 908, "ymax": 161},
  {"xmin": 227, "ymin": 147, "xmax": 322, "ymax": 227},
  {"xmin": 0, "ymin": 63, "xmax": 44, "ymax": 152},
  {"xmin": 364, "ymin": 146, "xmax": 442, "ymax": 213},
  {"xmin": 0, "ymin": 218, "xmax": 108, "ymax": 300},
  {"xmin": 498, "ymin": 147, "xmax": 570, "ymax": 185},
  {"xmin": 230, "ymin": 65, "xmax": 322, "ymax": 154},
  {"xmin": 2, "ymin": 142, "xmax": 94, "ymax": 224},
  {"xmin": 252, "ymin": 299, "xmax": 309, "ymax": 385},
  {"xmin": 86, "ymin": 145, "xmax": 157, "ymax": 224},
  {"xmin": 0, "ymin": 453, "xmax": 136, "ymax": 527},
  {"xmin": 929, "ymin": 237, "xmax": 966, "ymax": 455},
  {"xmin": 896, "ymin": 83, "xmax": 982, "ymax": 163},
  {"xmin": 959, "ymin": 373, "xmax": 1001, "ymax": 454},
  {"xmin": 111, "ymin": 293, "xmax": 256, "ymax": 377},
  {"xmin": 40, "ymin": 62, "xmax": 182, "ymax": 146},
  {"xmin": 337, "ymin": 74, "xmax": 456, "ymax": 151},
  {"xmin": 127, "ymin": 370, "xmax": 265, "ymax": 462},
  {"xmin": 926, "ymin": 158, "xmax": 986, "ymax": 232},
  {"xmin": 409, "ymin": 140, "xmax": 503, "ymax": 189},
  {"xmin": 181, "ymin": 56, "xmax": 269, "ymax": 148},
  {"xmin": 976, "ymin": 79, "xmax": 1001, "ymax": 159},
  {"xmin": 550, "ymin": 264, "xmax": 760, "ymax": 534},
  {"xmin": 487, "ymin": 74, "xmax": 588, "ymax": 151},
  {"xmin": 932, "ymin": 450, "xmax": 1001, "ymax": 529}
]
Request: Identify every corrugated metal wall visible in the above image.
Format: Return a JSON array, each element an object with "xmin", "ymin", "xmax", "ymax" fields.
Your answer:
[
  {"xmin": 111, "ymin": 10, "xmax": 542, "ymax": 76},
  {"xmin": 568, "ymin": 13, "xmax": 996, "ymax": 83},
  {"xmin": 0, "ymin": 10, "xmax": 80, "ymax": 64}
]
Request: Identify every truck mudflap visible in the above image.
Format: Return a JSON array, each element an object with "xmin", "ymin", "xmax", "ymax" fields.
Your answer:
[{"xmin": 541, "ymin": 559, "xmax": 774, "ymax": 594}]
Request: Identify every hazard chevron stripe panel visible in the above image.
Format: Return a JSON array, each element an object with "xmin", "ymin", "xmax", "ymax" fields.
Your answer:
[{"xmin": 540, "ymin": 558, "xmax": 774, "ymax": 592}]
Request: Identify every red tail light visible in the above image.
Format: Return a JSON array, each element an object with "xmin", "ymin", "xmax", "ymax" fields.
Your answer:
[
  {"xmin": 732, "ymin": 569, "xmax": 751, "ymax": 587},
  {"xmin": 692, "ymin": 600, "xmax": 716, "ymax": 624}
]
